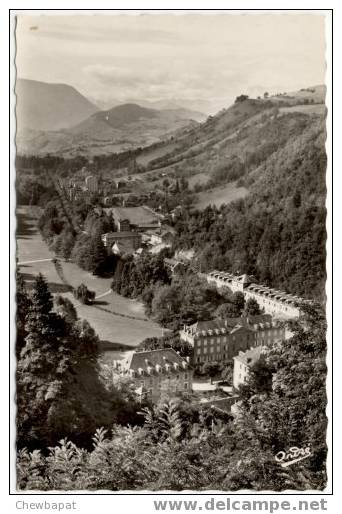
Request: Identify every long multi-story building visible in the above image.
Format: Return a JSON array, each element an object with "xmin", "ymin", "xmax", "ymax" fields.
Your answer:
[
  {"xmin": 206, "ymin": 272, "xmax": 304, "ymax": 319},
  {"xmin": 180, "ymin": 315, "xmax": 285, "ymax": 366},
  {"xmin": 113, "ymin": 348, "xmax": 192, "ymax": 403}
]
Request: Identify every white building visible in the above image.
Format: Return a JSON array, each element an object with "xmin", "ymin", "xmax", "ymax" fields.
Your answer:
[
  {"xmin": 233, "ymin": 346, "xmax": 267, "ymax": 389},
  {"xmin": 206, "ymin": 271, "xmax": 304, "ymax": 319},
  {"xmin": 85, "ymin": 175, "xmax": 98, "ymax": 193}
]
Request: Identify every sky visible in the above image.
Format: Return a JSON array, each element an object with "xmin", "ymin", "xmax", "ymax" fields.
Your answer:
[{"xmin": 15, "ymin": 13, "xmax": 327, "ymax": 114}]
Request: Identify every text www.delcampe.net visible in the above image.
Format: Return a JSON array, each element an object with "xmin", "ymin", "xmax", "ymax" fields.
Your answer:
[{"xmin": 153, "ymin": 498, "xmax": 328, "ymax": 513}]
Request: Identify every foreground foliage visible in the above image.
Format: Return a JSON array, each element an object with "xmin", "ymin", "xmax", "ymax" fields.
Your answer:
[{"xmin": 17, "ymin": 303, "xmax": 327, "ymax": 491}]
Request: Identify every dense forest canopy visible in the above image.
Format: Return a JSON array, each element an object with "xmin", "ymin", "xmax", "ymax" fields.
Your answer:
[{"xmin": 171, "ymin": 116, "xmax": 326, "ymax": 300}]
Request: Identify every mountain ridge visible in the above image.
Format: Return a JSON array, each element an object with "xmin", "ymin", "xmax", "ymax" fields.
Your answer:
[{"xmin": 16, "ymin": 78, "xmax": 99, "ymax": 131}]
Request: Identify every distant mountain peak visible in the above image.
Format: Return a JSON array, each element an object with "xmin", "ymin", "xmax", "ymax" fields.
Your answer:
[{"xmin": 16, "ymin": 78, "xmax": 99, "ymax": 131}]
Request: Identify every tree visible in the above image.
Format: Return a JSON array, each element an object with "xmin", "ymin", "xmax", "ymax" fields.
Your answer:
[
  {"xmin": 74, "ymin": 283, "xmax": 96, "ymax": 305},
  {"xmin": 57, "ymin": 228, "xmax": 75, "ymax": 260},
  {"xmin": 221, "ymin": 362, "xmax": 234, "ymax": 384},
  {"xmin": 17, "ymin": 274, "xmax": 70, "ymax": 448},
  {"xmin": 232, "ymin": 292, "xmax": 245, "ymax": 314},
  {"xmin": 162, "ymin": 178, "xmax": 170, "ymax": 190},
  {"xmin": 264, "ymin": 91, "xmax": 269, "ymax": 99},
  {"xmin": 54, "ymin": 295, "xmax": 78, "ymax": 323},
  {"xmin": 87, "ymin": 232, "xmax": 108, "ymax": 275},
  {"xmin": 151, "ymin": 285, "xmax": 182, "ymax": 326},
  {"xmin": 235, "ymin": 95, "xmax": 249, "ymax": 103},
  {"xmin": 292, "ymin": 190, "xmax": 302, "ymax": 208},
  {"xmin": 215, "ymin": 302, "xmax": 239, "ymax": 319},
  {"xmin": 202, "ymin": 362, "xmax": 222, "ymax": 383},
  {"xmin": 245, "ymin": 297, "xmax": 261, "ymax": 316},
  {"xmin": 138, "ymin": 334, "xmax": 193, "ymax": 358},
  {"xmin": 15, "ymin": 273, "xmax": 31, "ymax": 357}
]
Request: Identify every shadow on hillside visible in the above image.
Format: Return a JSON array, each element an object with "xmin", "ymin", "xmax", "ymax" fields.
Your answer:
[
  {"xmin": 48, "ymin": 283, "xmax": 73, "ymax": 294},
  {"xmin": 98, "ymin": 340, "xmax": 133, "ymax": 352},
  {"xmin": 16, "ymin": 210, "xmax": 37, "ymax": 238},
  {"xmin": 18, "ymin": 272, "xmax": 73, "ymax": 294},
  {"xmin": 17, "ymin": 271, "xmax": 36, "ymax": 289},
  {"xmin": 92, "ymin": 300, "xmax": 109, "ymax": 306}
]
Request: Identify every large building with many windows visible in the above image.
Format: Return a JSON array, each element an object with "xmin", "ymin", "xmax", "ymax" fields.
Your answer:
[
  {"xmin": 113, "ymin": 348, "xmax": 192, "ymax": 403},
  {"xmin": 179, "ymin": 315, "xmax": 285, "ymax": 366},
  {"xmin": 206, "ymin": 272, "xmax": 304, "ymax": 319}
]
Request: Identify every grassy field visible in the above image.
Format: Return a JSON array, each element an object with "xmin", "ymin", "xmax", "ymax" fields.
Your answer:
[
  {"xmin": 16, "ymin": 206, "xmax": 164, "ymax": 352},
  {"xmin": 194, "ymin": 182, "xmax": 248, "ymax": 209},
  {"xmin": 136, "ymin": 141, "xmax": 178, "ymax": 166},
  {"xmin": 187, "ymin": 172, "xmax": 210, "ymax": 188},
  {"xmin": 279, "ymin": 104, "xmax": 326, "ymax": 115}
]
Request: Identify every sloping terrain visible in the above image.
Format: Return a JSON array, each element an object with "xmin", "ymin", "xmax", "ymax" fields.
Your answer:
[
  {"xmin": 16, "ymin": 78, "xmax": 99, "ymax": 131},
  {"xmin": 169, "ymin": 94, "xmax": 327, "ymax": 299},
  {"xmin": 16, "ymin": 102, "xmax": 199, "ymax": 157},
  {"xmin": 134, "ymin": 86, "xmax": 326, "ymax": 198}
]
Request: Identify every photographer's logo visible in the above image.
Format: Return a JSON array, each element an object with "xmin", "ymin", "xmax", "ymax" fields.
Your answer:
[{"xmin": 275, "ymin": 446, "xmax": 311, "ymax": 467}]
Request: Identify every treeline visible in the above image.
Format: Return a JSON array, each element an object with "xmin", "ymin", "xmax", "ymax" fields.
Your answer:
[{"xmin": 17, "ymin": 304, "xmax": 327, "ymax": 491}]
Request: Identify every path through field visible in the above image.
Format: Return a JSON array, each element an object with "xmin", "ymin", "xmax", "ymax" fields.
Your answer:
[{"xmin": 16, "ymin": 206, "xmax": 164, "ymax": 353}]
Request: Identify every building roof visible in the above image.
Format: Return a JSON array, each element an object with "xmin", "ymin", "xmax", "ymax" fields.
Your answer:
[
  {"xmin": 234, "ymin": 346, "xmax": 267, "ymax": 367},
  {"xmin": 112, "ymin": 206, "xmax": 162, "ymax": 225},
  {"xmin": 113, "ymin": 240, "xmax": 136, "ymax": 255},
  {"xmin": 246, "ymin": 283, "xmax": 303, "ymax": 306},
  {"xmin": 103, "ymin": 231, "xmax": 141, "ymax": 239},
  {"xmin": 186, "ymin": 315, "xmax": 273, "ymax": 336},
  {"xmin": 122, "ymin": 348, "xmax": 190, "ymax": 373},
  {"xmin": 207, "ymin": 270, "xmax": 305, "ymax": 307}
]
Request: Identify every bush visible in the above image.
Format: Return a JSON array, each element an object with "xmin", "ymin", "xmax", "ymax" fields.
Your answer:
[{"xmin": 74, "ymin": 284, "xmax": 96, "ymax": 305}]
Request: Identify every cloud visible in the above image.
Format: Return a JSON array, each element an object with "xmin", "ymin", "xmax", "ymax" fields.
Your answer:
[
  {"xmin": 82, "ymin": 63, "xmax": 245, "ymax": 106},
  {"xmin": 16, "ymin": 13, "xmax": 327, "ymax": 113}
]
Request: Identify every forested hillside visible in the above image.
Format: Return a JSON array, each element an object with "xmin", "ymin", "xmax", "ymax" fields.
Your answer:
[
  {"xmin": 172, "ymin": 113, "xmax": 326, "ymax": 300},
  {"xmin": 134, "ymin": 89, "xmax": 325, "ymax": 187}
]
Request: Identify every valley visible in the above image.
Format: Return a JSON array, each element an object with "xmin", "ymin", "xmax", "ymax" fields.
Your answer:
[{"xmin": 16, "ymin": 206, "xmax": 164, "ymax": 353}]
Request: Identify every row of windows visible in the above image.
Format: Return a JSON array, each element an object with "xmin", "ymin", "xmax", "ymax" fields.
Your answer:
[
  {"xmin": 140, "ymin": 373, "xmax": 189, "ymax": 387},
  {"xmin": 196, "ymin": 346, "xmax": 227, "ymax": 355},
  {"xmin": 246, "ymin": 294, "xmax": 297, "ymax": 313},
  {"xmin": 195, "ymin": 354, "xmax": 229, "ymax": 363},
  {"xmin": 196, "ymin": 334, "xmax": 253, "ymax": 345},
  {"xmin": 143, "ymin": 383, "xmax": 189, "ymax": 392}
]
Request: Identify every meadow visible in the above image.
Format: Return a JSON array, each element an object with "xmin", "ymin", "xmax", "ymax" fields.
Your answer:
[
  {"xmin": 16, "ymin": 206, "xmax": 164, "ymax": 352},
  {"xmin": 194, "ymin": 181, "xmax": 248, "ymax": 209}
]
